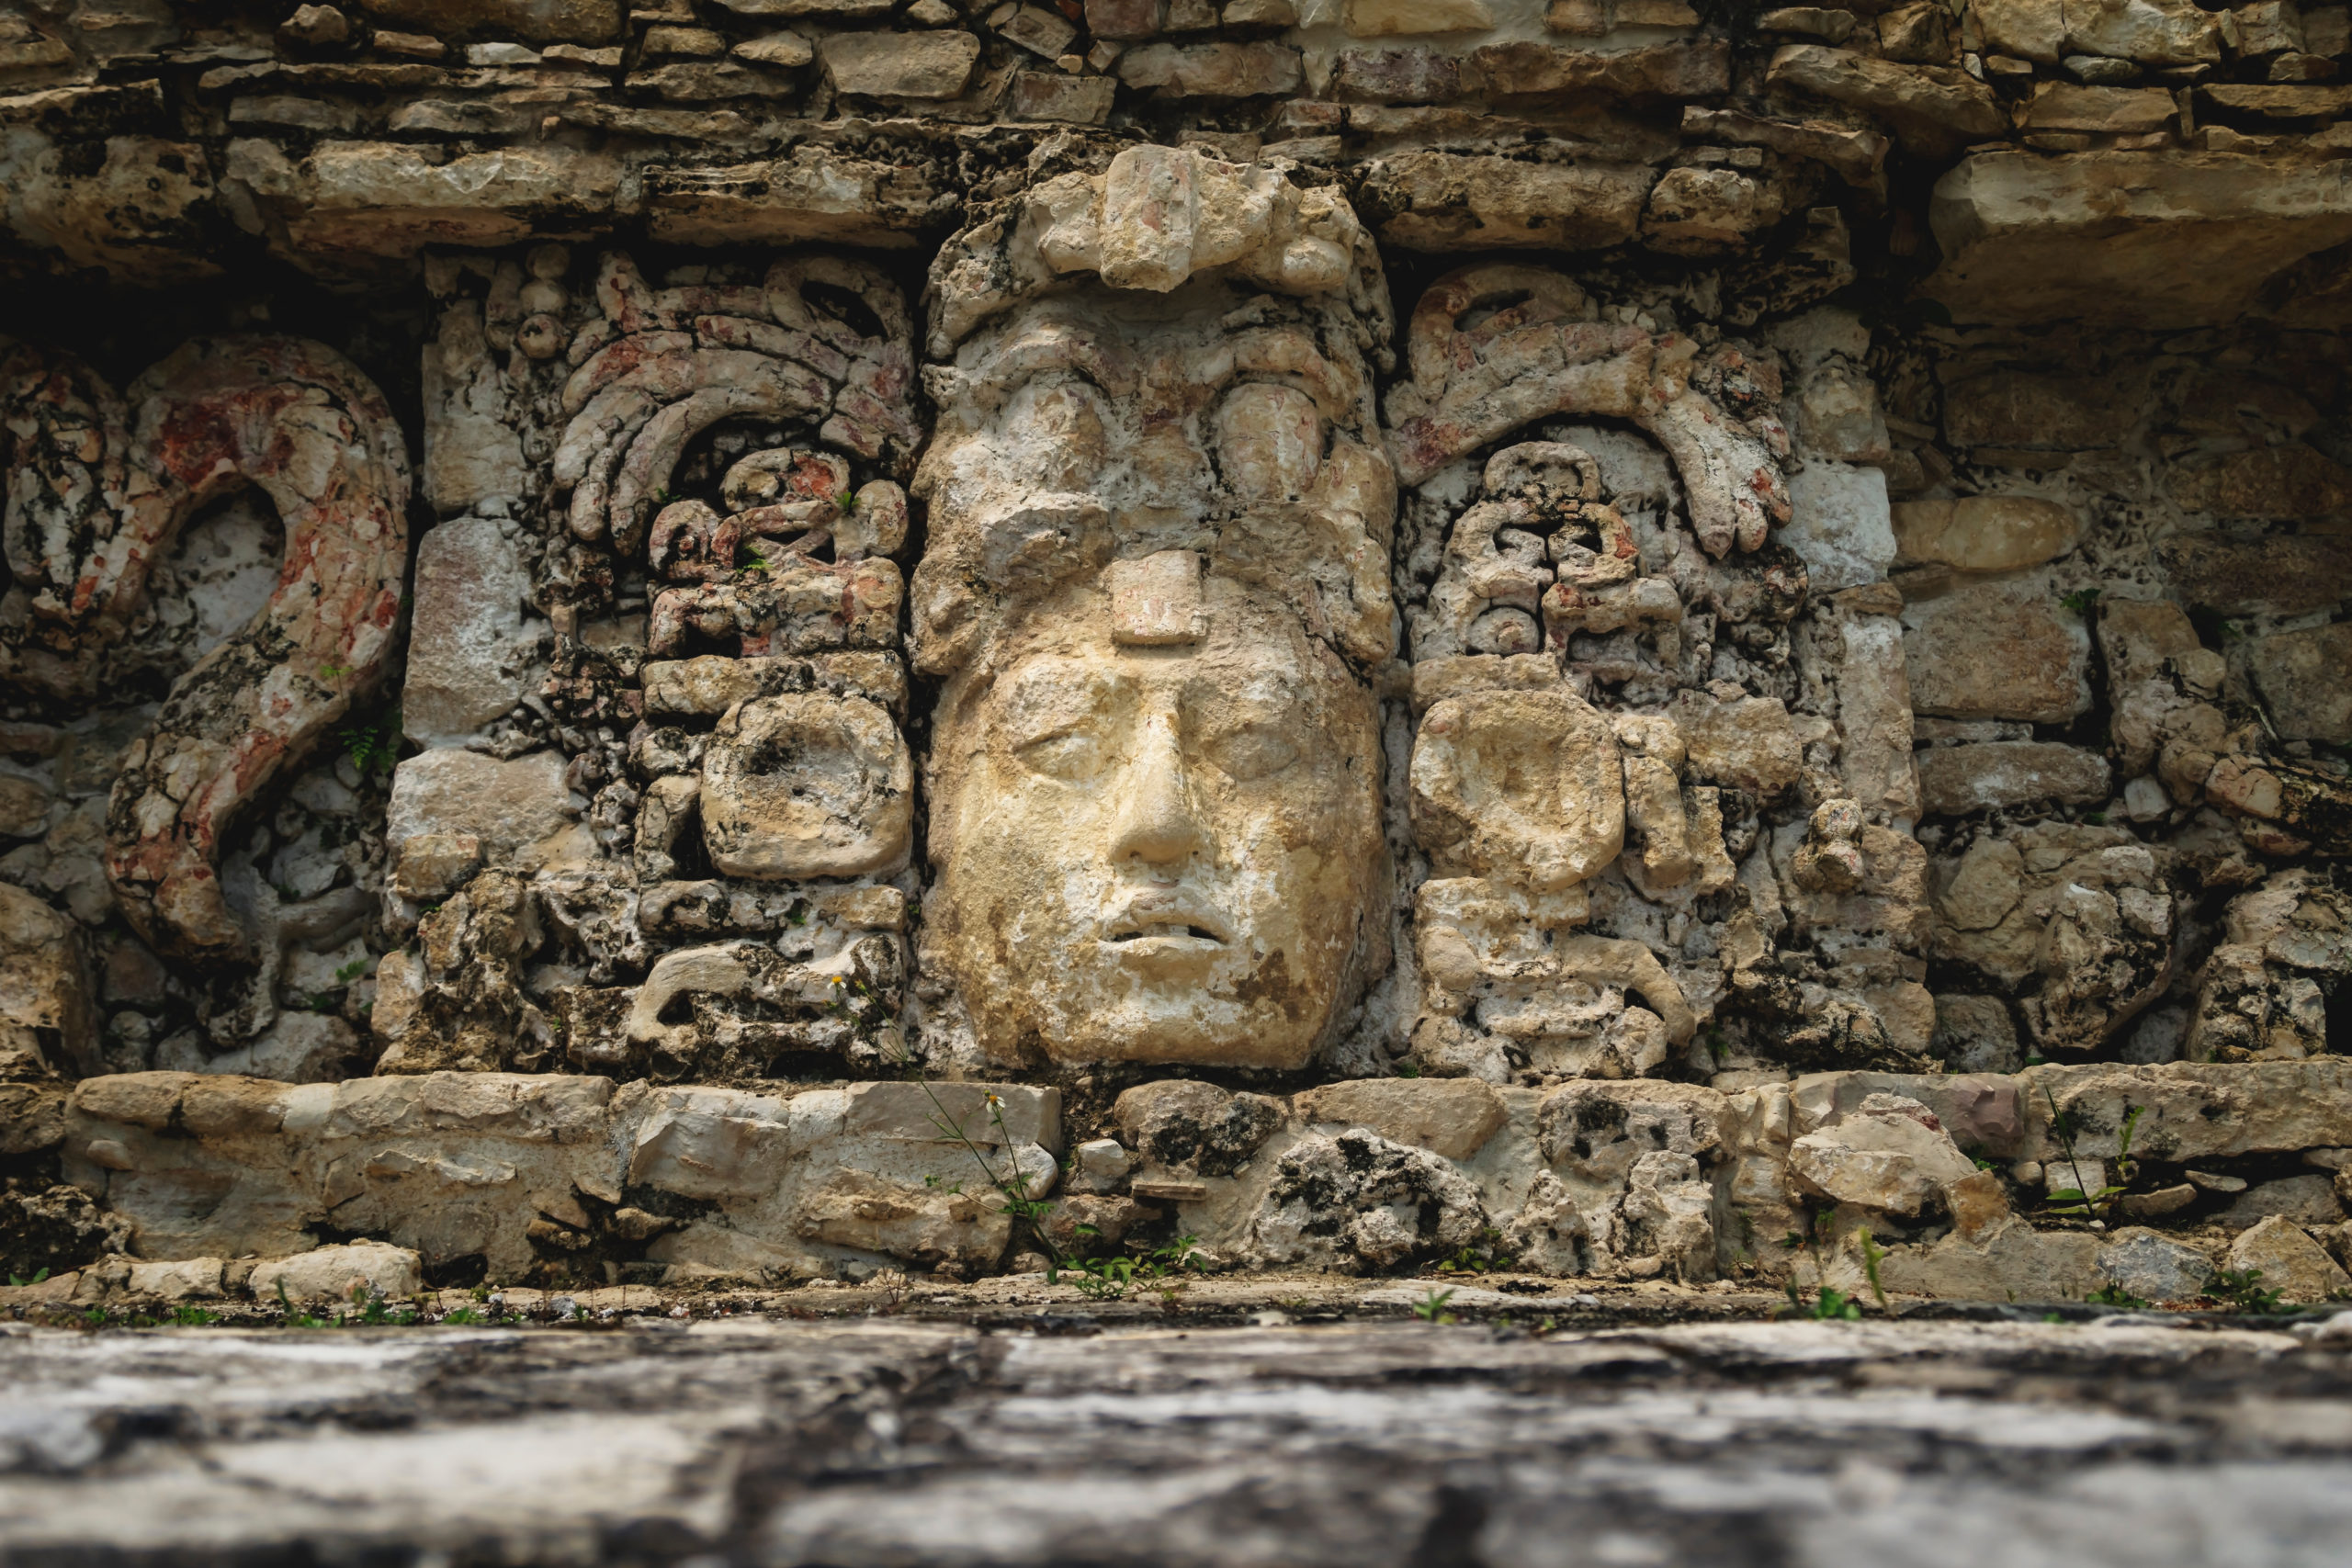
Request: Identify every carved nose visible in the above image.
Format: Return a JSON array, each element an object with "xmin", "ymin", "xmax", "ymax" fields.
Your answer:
[{"xmin": 1110, "ymin": 712, "xmax": 1205, "ymax": 870}]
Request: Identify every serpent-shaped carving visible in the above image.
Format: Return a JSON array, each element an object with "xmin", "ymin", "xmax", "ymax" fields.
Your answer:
[{"xmin": 0, "ymin": 336, "xmax": 410, "ymax": 963}]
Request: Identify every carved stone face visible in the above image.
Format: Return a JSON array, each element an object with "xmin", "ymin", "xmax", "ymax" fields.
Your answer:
[
  {"xmin": 918, "ymin": 284, "xmax": 1396, "ymax": 1067},
  {"xmin": 933, "ymin": 570, "xmax": 1382, "ymax": 1066}
]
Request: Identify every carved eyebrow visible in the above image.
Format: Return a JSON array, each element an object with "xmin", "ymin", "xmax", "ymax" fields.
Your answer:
[
  {"xmin": 965, "ymin": 321, "xmax": 1138, "ymax": 409},
  {"xmin": 995, "ymin": 655, "xmax": 1126, "ymax": 740},
  {"xmin": 1196, "ymin": 328, "xmax": 1365, "ymax": 429}
]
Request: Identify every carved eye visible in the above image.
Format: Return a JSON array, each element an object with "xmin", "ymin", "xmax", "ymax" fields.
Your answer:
[
  {"xmin": 1202, "ymin": 723, "xmax": 1299, "ymax": 783},
  {"xmin": 998, "ymin": 378, "xmax": 1109, "ymax": 491},
  {"xmin": 1014, "ymin": 728, "xmax": 1105, "ymax": 783},
  {"xmin": 1215, "ymin": 383, "xmax": 1322, "ymax": 502}
]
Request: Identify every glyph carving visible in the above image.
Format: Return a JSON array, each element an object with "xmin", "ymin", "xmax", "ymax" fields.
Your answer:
[
  {"xmin": 1388, "ymin": 267, "xmax": 1797, "ymax": 1087},
  {"xmin": 0, "ymin": 336, "xmax": 410, "ymax": 964}
]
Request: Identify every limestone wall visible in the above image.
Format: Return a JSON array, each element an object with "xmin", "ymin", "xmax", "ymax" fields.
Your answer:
[{"xmin": 2, "ymin": 0, "xmax": 2350, "ymax": 1307}]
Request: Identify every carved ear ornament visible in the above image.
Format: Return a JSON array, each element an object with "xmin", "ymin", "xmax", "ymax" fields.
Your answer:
[
  {"xmin": 1385, "ymin": 263, "xmax": 1792, "ymax": 559},
  {"xmin": 553, "ymin": 254, "xmax": 922, "ymax": 556}
]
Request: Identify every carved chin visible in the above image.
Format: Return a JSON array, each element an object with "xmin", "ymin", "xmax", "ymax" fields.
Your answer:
[{"xmin": 958, "ymin": 924, "xmax": 1336, "ymax": 1069}]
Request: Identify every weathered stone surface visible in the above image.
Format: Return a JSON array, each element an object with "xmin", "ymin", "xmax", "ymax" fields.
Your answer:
[
  {"xmin": 1941, "ymin": 367, "xmax": 2145, "ymax": 450},
  {"xmin": 2222, "ymin": 1175, "xmax": 2346, "ymax": 1229},
  {"xmin": 1411, "ymin": 689, "xmax": 1624, "ymax": 893},
  {"xmin": 1928, "ymin": 152, "xmax": 2352, "ymax": 328},
  {"xmin": 1766, "ymin": 45, "xmax": 2007, "ymax": 156},
  {"xmin": 10, "ymin": 1315, "xmax": 2348, "ymax": 1567},
  {"xmin": 2170, "ymin": 446, "xmax": 2352, "ymax": 518},
  {"xmin": 645, "ymin": 147, "xmax": 953, "ymax": 246},
  {"xmin": 2021, "ymin": 1060, "xmax": 2352, "ymax": 1163},
  {"xmin": 248, "ymin": 1240, "xmax": 424, "ymax": 1303},
  {"xmin": 2025, "ymin": 82, "xmax": 2177, "ymax": 133},
  {"xmin": 2155, "ymin": 533, "xmax": 2352, "ymax": 615},
  {"xmin": 0, "ymin": 882, "xmax": 96, "ymax": 1075},
  {"xmin": 1788, "ymin": 1093, "xmax": 1980, "ymax": 1216},
  {"xmin": 1931, "ymin": 997, "xmax": 2023, "ymax": 1075},
  {"xmin": 1347, "ymin": 0, "xmax": 1492, "ymax": 33},
  {"xmin": 1293, "ymin": 1079, "xmax": 1508, "ymax": 1161},
  {"xmin": 1917, "ymin": 742, "xmax": 2111, "ymax": 817},
  {"xmin": 1674, "ymin": 691, "xmax": 1803, "ymax": 795},
  {"xmin": 2250, "ymin": 625, "xmax": 2352, "ymax": 743},
  {"xmin": 699, "ymin": 694, "xmax": 912, "ymax": 880},
  {"xmin": 355, "ymin": 0, "xmax": 623, "ymax": 42},
  {"xmin": 2095, "ymin": 1227, "xmax": 2214, "ymax": 1302},
  {"xmin": 1358, "ymin": 152, "xmax": 1653, "ymax": 251},
  {"xmin": 2225, "ymin": 1213, "xmax": 2352, "ymax": 1300},
  {"xmin": 1781, "ymin": 462, "xmax": 1893, "ymax": 592},
  {"xmin": 1470, "ymin": 39, "xmax": 1730, "ymax": 99},
  {"xmin": 1117, "ymin": 40, "xmax": 1302, "ymax": 96},
  {"xmin": 1010, "ymin": 70, "xmax": 1116, "ymax": 123},
  {"xmin": 819, "ymin": 29, "xmax": 979, "ymax": 98},
  {"xmin": 227, "ymin": 142, "xmax": 625, "ymax": 264},
  {"xmin": 1903, "ymin": 579, "xmax": 2091, "ymax": 723},
  {"xmin": 386, "ymin": 750, "xmax": 579, "ymax": 869},
  {"xmin": 1892, "ymin": 497, "xmax": 2083, "ymax": 571},
  {"xmin": 401, "ymin": 518, "xmax": 535, "ymax": 745},
  {"xmin": 0, "ymin": 132, "xmax": 218, "ymax": 284},
  {"xmin": 1877, "ymin": 1218, "xmax": 2102, "ymax": 1302},
  {"xmin": 1115, "ymin": 1081, "xmax": 1283, "ymax": 1177},
  {"xmin": 1247, "ymin": 1129, "xmax": 1487, "ymax": 1272}
]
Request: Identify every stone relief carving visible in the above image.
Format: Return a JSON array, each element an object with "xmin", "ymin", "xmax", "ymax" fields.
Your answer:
[
  {"xmin": 0, "ymin": 336, "xmax": 410, "ymax": 975},
  {"xmin": 376, "ymin": 248, "xmax": 925, "ymax": 1079},
  {"xmin": 911, "ymin": 146, "xmax": 1396, "ymax": 1071}
]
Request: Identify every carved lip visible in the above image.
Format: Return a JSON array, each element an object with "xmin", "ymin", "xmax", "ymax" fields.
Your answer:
[{"xmin": 1102, "ymin": 892, "xmax": 1231, "ymax": 948}]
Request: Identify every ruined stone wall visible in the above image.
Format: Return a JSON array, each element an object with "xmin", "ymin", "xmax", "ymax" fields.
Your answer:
[{"xmin": 3, "ymin": 0, "xmax": 2351, "ymax": 1309}]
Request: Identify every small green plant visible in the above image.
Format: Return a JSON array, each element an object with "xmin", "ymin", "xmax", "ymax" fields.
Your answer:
[
  {"xmin": 1070, "ymin": 1233, "xmax": 1204, "ymax": 1299},
  {"xmin": 837, "ymin": 488, "xmax": 858, "ymax": 516},
  {"xmin": 1436, "ymin": 1227, "xmax": 1515, "ymax": 1276},
  {"xmin": 1780, "ymin": 1205, "xmax": 1866, "ymax": 1319},
  {"xmin": 1788, "ymin": 1284, "xmax": 1863, "ymax": 1321},
  {"xmin": 318, "ymin": 661, "xmax": 349, "ymax": 682},
  {"xmin": 2087, "ymin": 1282, "xmax": 2147, "ymax": 1310},
  {"xmin": 82, "ymin": 1306, "xmax": 108, "ymax": 1327},
  {"xmin": 1071, "ymin": 1254, "xmax": 1136, "ymax": 1300},
  {"xmin": 2058, "ymin": 587, "xmax": 2103, "ymax": 616},
  {"xmin": 1702, "ymin": 1026, "xmax": 1730, "ymax": 1065},
  {"xmin": 1394, "ymin": 1060, "xmax": 1421, "ymax": 1078},
  {"xmin": 922, "ymin": 1084, "xmax": 1065, "ymax": 1279},
  {"xmin": 334, "ymin": 960, "xmax": 368, "ymax": 984},
  {"xmin": 275, "ymin": 1278, "xmax": 328, "ymax": 1329},
  {"xmin": 1858, "ymin": 1227, "xmax": 1889, "ymax": 1309},
  {"xmin": 1413, "ymin": 1286, "xmax": 1458, "ymax": 1325},
  {"xmin": 2211, "ymin": 1267, "xmax": 2290, "ymax": 1315},
  {"xmin": 443, "ymin": 1307, "xmax": 482, "ymax": 1325},
  {"xmin": 340, "ymin": 705, "xmax": 402, "ymax": 775},
  {"xmin": 2042, "ymin": 1091, "xmax": 2141, "ymax": 1220},
  {"xmin": 8, "ymin": 1267, "xmax": 50, "ymax": 1287},
  {"xmin": 171, "ymin": 1303, "xmax": 218, "ymax": 1325}
]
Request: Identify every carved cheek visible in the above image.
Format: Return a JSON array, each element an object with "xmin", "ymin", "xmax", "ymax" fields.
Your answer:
[{"xmin": 1215, "ymin": 384, "xmax": 1322, "ymax": 502}]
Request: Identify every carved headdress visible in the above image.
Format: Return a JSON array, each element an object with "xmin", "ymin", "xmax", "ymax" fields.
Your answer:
[{"xmin": 910, "ymin": 145, "xmax": 1400, "ymax": 688}]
